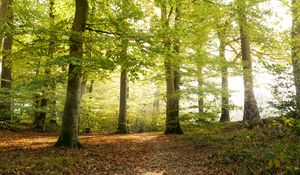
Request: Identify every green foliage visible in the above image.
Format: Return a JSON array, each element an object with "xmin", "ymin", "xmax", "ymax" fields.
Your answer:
[
  {"xmin": 0, "ymin": 0, "xmax": 295, "ymax": 138},
  {"xmin": 292, "ymin": 119, "xmax": 300, "ymax": 135},
  {"xmin": 180, "ymin": 112, "xmax": 219, "ymax": 132},
  {"xmin": 264, "ymin": 142, "xmax": 300, "ymax": 174},
  {"xmin": 269, "ymin": 65, "xmax": 297, "ymax": 118},
  {"xmin": 79, "ymin": 77, "xmax": 165, "ymax": 133},
  {"xmin": 80, "ymin": 102, "xmax": 118, "ymax": 133}
]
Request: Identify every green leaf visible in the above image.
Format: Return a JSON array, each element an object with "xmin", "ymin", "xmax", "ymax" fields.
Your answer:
[
  {"xmin": 268, "ymin": 160, "xmax": 273, "ymax": 168},
  {"xmin": 274, "ymin": 159, "xmax": 281, "ymax": 168}
]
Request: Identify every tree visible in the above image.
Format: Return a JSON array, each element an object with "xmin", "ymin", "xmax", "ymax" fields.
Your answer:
[
  {"xmin": 197, "ymin": 67, "xmax": 204, "ymax": 113},
  {"xmin": 161, "ymin": 1, "xmax": 183, "ymax": 134},
  {"xmin": 117, "ymin": 37, "xmax": 129, "ymax": 133},
  {"xmin": 237, "ymin": 0, "xmax": 260, "ymax": 121},
  {"xmin": 183, "ymin": 0, "xmax": 217, "ymax": 117},
  {"xmin": 218, "ymin": 36, "xmax": 230, "ymax": 122},
  {"xmin": 217, "ymin": 16, "xmax": 231, "ymax": 122},
  {"xmin": 0, "ymin": 0, "xmax": 13, "ymax": 121},
  {"xmin": 54, "ymin": 0, "xmax": 88, "ymax": 148},
  {"xmin": 117, "ymin": 66, "xmax": 129, "ymax": 133},
  {"xmin": 173, "ymin": 1, "xmax": 181, "ymax": 122},
  {"xmin": 33, "ymin": 0, "xmax": 56, "ymax": 132},
  {"xmin": 292, "ymin": 0, "xmax": 300, "ymax": 119}
]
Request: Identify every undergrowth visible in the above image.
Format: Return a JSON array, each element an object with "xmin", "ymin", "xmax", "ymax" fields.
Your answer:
[{"xmin": 178, "ymin": 117, "xmax": 300, "ymax": 174}]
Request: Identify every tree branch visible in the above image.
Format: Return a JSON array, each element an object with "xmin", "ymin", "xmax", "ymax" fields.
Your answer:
[
  {"xmin": 167, "ymin": 6, "xmax": 173, "ymax": 22},
  {"xmin": 85, "ymin": 27, "xmax": 121, "ymax": 36}
]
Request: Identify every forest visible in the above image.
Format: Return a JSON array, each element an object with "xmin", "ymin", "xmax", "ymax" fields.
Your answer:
[{"xmin": 1, "ymin": 0, "xmax": 300, "ymax": 174}]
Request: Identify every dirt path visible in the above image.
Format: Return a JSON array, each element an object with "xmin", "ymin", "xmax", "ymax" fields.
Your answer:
[
  {"xmin": 134, "ymin": 134, "xmax": 207, "ymax": 175},
  {"xmin": 0, "ymin": 131, "xmax": 222, "ymax": 175}
]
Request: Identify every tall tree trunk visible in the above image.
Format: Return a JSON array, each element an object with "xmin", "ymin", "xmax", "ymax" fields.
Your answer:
[
  {"xmin": 197, "ymin": 66, "xmax": 204, "ymax": 113},
  {"xmin": 292, "ymin": 0, "xmax": 300, "ymax": 118},
  {"xmin": 238, "ymin": 1, "xmax": 260, "ymax": 121},
  {"xmin": 219, "ymin": 38, "xmax": 230, "ymax": 122},
  {"xmin": 33, "ymin": 0, "xmax": 55, "ymax": 131},
  {"xmin": 117, "ymin": 67, "xmax": 128, "ymax": 133},
  {"xmin": 240, "ymin": 26, "xmax": 260, "ymax": 121},
  {"xmin": 162, "ymin": 2, "xmax": 183, "ymax": 134},
  {"xmin": 173, "ymin": 3, "xmax": 181, "ymax": 125},
  {"xmin": 0, "ymin": 0, "xmax": 13, "ymax": 121},
  {"xmin": 0, "ymin": 0, "xmax": 12, "ymax": 50},
  {"xmin": 117, "ymin": 37, "xmax": 129, "ymax": 134},
  {"xmin": 54, "ymin": 0, "xmax": 88, "ymax": 148}
]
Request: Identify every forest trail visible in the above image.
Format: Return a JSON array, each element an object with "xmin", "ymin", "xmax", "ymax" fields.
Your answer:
[{"xmin": 0, "ymin": 130, "xmax": 225, "ymax": 175}]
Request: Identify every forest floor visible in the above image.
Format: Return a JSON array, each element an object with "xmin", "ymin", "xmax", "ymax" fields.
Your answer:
[{"xmin": 0, "ymin": 121, "xmax": 300, "ymax": 175}]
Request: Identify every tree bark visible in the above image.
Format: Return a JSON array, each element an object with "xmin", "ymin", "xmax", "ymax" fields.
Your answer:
[
  {"xmin": 117, "ymin": 37, "xmax": 129, "ymax": 134},
  {"xmin": 117, "ymin": 67, "xmax": 129, "ymax": 133},
  {"xmin": 173, "ymin": 3, "xmax": 181, "ymax": 125},
  {"xmin": 162, "ymin": 2, "xmax": 183, "ymax": 134},
  {"xmin": 54, "ymin": 0, "xmax": 88, "ymax": 148},
  {"xmin": 0, "ymin": 0, "xmax": 12, "ymax": 50},
  {"xmin": 238, "ymin": 1, "xmax": 260, "ymax": 121},
  {"xmin": 0, "ymin": 0, "xmax": 13, "ymax": 121},
  {"xmin": 292, "ymin": 0, "xmax": 300, "ymax": 118},
  {"xmin": 219, "ymin": 38, "xmax": 230, "ymax": 122}
]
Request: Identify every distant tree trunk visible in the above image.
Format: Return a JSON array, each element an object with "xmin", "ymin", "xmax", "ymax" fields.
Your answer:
[
  {"xmin": 33, "ymin": 0, "xmax": 55, "ymax": 131},
  {"xmin": 81, "ymin": 74, "xmax": 88, "ymax": 98},
  {"xmin": 54, "ymin": 0, "xmax": 88, "ymax": 148},
  {"xmin": 153, "ymin": 87, "xmax": 160, "ymax": 114},
  {"xmin": 238, "ymin": 1, "xmax": 260, "ymax": 121},
  {"xmin": 151, "ymin": 87, "xmax": 160, "ymax": 131},
  {"xmin": 33, "ymin": 98, "xmax": 47, "ymax": 131},
  {"xmin": 197, "ymin": 66, "xmax": 204, "ymax": 113},
  {"xmin": 292, "ymin": 0, "xmax": 300, "ymax": 118},
  {"xmin": 162, "ymin": 2, "xmax": 183, "ymax": 134},
  {"xmin": 0, "ymin": 0, "xmax": 12, "ymax": 50},
  {"xmin": 78, "ymin": 74, "xmax": 87, "ymax": 133},
  {"xmin": 33, "ymin": 62, "xmax": 41, "ymax": 121},
  {"xmin": 219, "ymin": 38, "xmax": 230, "ymax": 122},
  {"xmin": 88, "ymin": 80, "xmax": 94, "ymax": 93},
  {"xmin": 0, "ymin": 0, "xmax": 13, "ymax": 121},
  {"xmin": 117, "ymin": 67, "xmax": 128, "ymax": 133}
]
